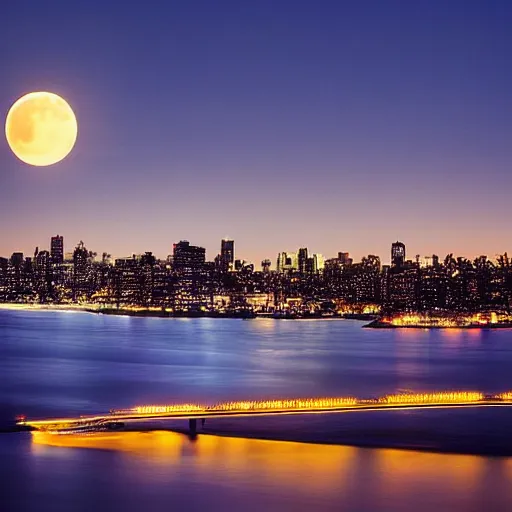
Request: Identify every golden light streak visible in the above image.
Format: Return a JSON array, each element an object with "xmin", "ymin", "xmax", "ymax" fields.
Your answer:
[
  {"xmin": 19, "ymin": 390, "xmax": 512, "ymax": 433},
  {"xmin": 383, "ymin": 311, "xmax": 512, "ymax": 328}
]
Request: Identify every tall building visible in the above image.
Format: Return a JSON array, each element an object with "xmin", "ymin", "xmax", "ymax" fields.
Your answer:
[
  {"xmin": 114, "ymin": 255, "xmax": 141, "ymax": 306},
  {"xmin": 140, "ymin": 252, "xmax": 156, "ymax": 306},
  {"xmin": 391, "ymin": 241, "xmax": 406, "ymax": 268},
  {"xmin": 220, "ymin": 239, "xmax": 234, "ymax": 272},
  {"xmin": 0, "ymin": 257, "xmax": 7, "ymax": 300},
  {"xmin": 261, "ymin": 259, "xmax": 271, "ymax": 273},
  {"xmin": 338, "ymin": 252, "xmax": 353, "ymax": 265},
  {"xmin": 298, "ymin": 248, "xmax": 308, "ymax": 274},
  {"xmin": 312, "ymin": 253, "xmax": 325, "ymax": 272},
  {"xmin": 36, "ymin": 250, "xmax": 51, "ymax": 269},
  {"xmin": 7, "ymin": 252, "xmax": 25, "ymax": 300},
  {"xmin": 387, "ymin": 267, "xmax": 418, "ymax": 310},
  {"xmin": 172, "ymin": 241, "xmax": 206, "ymax": 272},
  {"xmin": 35, "ymin": 250, "xmax": 52, "ymax": 301},
  {"xmin": 172, "ymin": 241, "xmax": 207, "ymax": 310},
  {"xmin": 276, "ymin": 252, "xmax": 298, "ymax": 272},
  {"xmin": 10, "ymin": 252, "xmax": 24, "ymax": 267},
  {"xmin": 51, "ymin": 235, "xmax": 64, "ymax": 264},
  {"xmin": 73, "ymin": 241, "xmax": 90, "ymax": 301}
]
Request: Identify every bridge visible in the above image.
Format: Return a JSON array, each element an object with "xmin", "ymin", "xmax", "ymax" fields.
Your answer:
[{"xmin": 17, "ymin": 391, "xmax": 512, "ymax": 435}]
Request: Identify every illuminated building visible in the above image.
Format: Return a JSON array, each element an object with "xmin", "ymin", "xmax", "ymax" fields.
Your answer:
[
  {"xmin": 111, "ymin": 252, "xmax": 163, "ymax": 307},
  {"xmin": 387, "ymin": 266, "xmax": 418, "ymax": 311},
  {"xmin": 6, "ymin": 253, "xmax": 25, "ymax": 301},
  {"xmin": 418, "ymin": 265, "xmax": 447, "ymax": 310},
  {"xmin": 172, "ymin": 241, "xmax": 205, "ymax": 272},
  {"xmin": 151, "ymin": 263, "xmax": 170, "ymax": 307},
  {"xmin": 50, "ymin": 235, "xmax": 64, "ymax": 264},
  {"xmin": 172, "ymin": 241, "xmax": 208, "ymax": 310},
  {"xmin": 72, "ymin": 241, "xmax": 91, "ymax": 301},
  {"xmin": 325, "ymin": 255, "xmax": 381, "ymax": 303},
  {"xmin": 391, "ymin": 241, "xmax": 406, "ymax": 268},
  {"xmin": 312, "ymin": 253, "xmax": 325, "ymax": 272},
  {"xmin": 34, "ymin": 250, "xmax": 52, "ymax": 301},
  {"xmin": 302, "ymin": 254, "xmax": 324, "ymax": 273},
  {"xmin": 261, "ymin": 259, "xmax": 271, "ymax": 273},
  {"xmin": 0, "ymin": 257, "xmax": 7, "ymax": 300},
  {"xmin": 139, "ymin": 252, "xmax": 156, "ymax": 306},
  {"xmin": 338, "ymin": 252, "xmax": 352, "ymax": 265},
  {"xmin": 298, "ymin": 248, "xmax": 308, "ymax": 274},
  {"xmin": 380, "ymin": 265, "xmax": 390, "ymax": 303},
  {"xmin": 220, "ymin": 239, "xmax": 234, "ymax": 272},
  {"xmin": 113, "ymin": 255, "xmax": 142, "ymax": 306},
  {"xmin": 277, "ymin": 252, "xmax": 298, "ymax": 273}
]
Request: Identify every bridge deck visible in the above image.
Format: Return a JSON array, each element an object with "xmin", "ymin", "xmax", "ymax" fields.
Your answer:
[{"xmin": 18, "ymin": 393, "xmax": 512, "ymax": 432}]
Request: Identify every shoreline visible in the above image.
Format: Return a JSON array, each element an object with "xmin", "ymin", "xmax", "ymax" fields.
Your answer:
[
  {"xmin": 3, "ymin": 304, "xmax": 512, "ymax": 329},
  {"xmin": 0, "ymin": 303, "xmax": 98, "ymax": 312},
  {"xmin": 0, "ymin": 303, "xmax": 375, "ymax": 321},
  {"xmin": 364, "ymin": 319, "xmax": 512, "ymax": 329}
]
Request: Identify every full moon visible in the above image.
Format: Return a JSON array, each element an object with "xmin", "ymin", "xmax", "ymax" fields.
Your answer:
[{"xmin": 5, "ymin": 91, "xmax": 78, "ymax": 166}]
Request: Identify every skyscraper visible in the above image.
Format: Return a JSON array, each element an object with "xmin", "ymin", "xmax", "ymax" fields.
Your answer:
[
  {"xmin": 220, "ymin": 239, "xmax": 234, "ymax": 272},
  {"xmin": 172, "ymin": 241, "xmax": 207, "ymax": 310},
  {"xmin": 391, "ymin": 241, "xmax": 406, "ymax": 268},
  {"xmin": 312, "ymin": 253, "xmax": 325, "ymax": 272},
  {"xmin": 337, "ymin": 252, "xmax": 352, "ymax": 265},
  {"xmin": 276, "ymin": 252, "xmax": 298, "ymax": 272},
  {"xmin": 73, "ymin": 241, "xmax": 90, "ymax": 300},
  {"xmin": 113, "ymin": 254, "xmax": 150, "ymax": 306},
  {"xmin": 35, "ymin": 250, "xmax": 52, "ymax": 301},
  {"xmin": 298, "ymin": 248, "xmax": 308, "ymax": 274},
  {"xmin": 51, "ymin": 235, "xmax": 64, "ymax": 264},
  {"xmin": 261, "ymin": 259, "xmax": 271, "ymax": 273},
  {"xmin": 172, "ymin": 241, "xmax": 206, "ymax": 273},
  {"xmin": 10, "ymin": 252, "xmax": 24, "ymax": 267}
]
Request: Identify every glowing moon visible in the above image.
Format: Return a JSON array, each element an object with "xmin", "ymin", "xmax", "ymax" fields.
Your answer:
[{"xmin": 5, "ymin": 91, "xmax": 78, "ymax": 166}]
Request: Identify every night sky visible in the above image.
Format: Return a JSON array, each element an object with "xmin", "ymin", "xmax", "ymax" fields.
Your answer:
[{"xmin": 1, "ymin": 0, "xmax": 511, "ymax": 265}]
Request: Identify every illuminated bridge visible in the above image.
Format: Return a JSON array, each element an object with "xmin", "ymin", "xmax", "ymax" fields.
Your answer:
[{"xmin": 18, "ymin": 391, "xmax": 512, "ymax": 435}]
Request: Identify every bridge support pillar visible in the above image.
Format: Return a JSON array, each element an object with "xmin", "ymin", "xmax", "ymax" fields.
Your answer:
[{"xmin": 189, "ymin": 418, "xmax": 197, "ymax": 436}]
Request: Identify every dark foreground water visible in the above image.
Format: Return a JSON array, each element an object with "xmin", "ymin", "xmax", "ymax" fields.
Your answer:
[{"xmin": 2, "ymin": 310, "xmax": 512, "ymax": 511}]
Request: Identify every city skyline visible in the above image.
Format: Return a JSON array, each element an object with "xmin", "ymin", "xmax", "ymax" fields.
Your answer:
[
  {"xmin": 1, "ymin": 1, "xmax": 512, "ymax": 265},
  {"xmin": 2, "ymin": 232, "xmax": 512, "ymax": 269},
  {"xmin": 3, "ymin": 231, "xmax": 512, "ymax": 323}
]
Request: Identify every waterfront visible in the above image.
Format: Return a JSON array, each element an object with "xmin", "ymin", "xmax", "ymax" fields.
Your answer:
[{"xmin": 3, "ymin": 310, "xmax": 512, "ymax": 510}]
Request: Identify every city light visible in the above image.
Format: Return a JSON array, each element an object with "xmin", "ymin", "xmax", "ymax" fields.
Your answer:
[
  {"xmin": 381, "ymin": 312, "xmax": 511, "ymax": 328},
  {"xmin": 20, "ymin": 390, "xmax": 512, "ymax": 434},
  {"xmin": 2, "ymin": 238, "xmax": 512, "ymax": 325},
  {"xmin": 378, "ymin": 392, "xmax": 484, "ymax": 404}
]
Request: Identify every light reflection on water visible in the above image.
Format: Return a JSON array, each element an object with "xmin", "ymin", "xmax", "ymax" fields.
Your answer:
[{"xmin": 25, "ymin": 431, "xmax": 512, "ymax": 511}]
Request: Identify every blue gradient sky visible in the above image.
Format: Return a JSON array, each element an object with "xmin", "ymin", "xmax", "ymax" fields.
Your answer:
[{"xmin": 1, "ymin": 0, "xmax": 511, "ymax": 265}]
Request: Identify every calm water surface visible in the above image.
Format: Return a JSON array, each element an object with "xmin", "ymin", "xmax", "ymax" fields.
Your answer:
[{"xmin": 2, "ymin": 310, "xmax": 512, "ymax": 511}]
